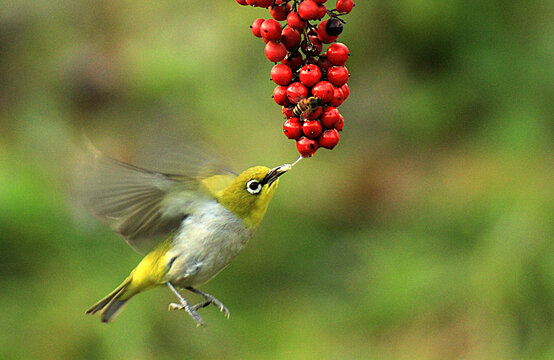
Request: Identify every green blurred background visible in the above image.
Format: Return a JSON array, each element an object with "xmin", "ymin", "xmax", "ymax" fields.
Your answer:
[{"xmin": 0, "ymin": 1, "xmax": 552, "ymax": 359}]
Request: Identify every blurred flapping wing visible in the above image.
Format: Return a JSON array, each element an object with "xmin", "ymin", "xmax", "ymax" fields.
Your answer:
[{"xmin": 76, "ymin": 145, "xmax": 234, "ymax": 254}]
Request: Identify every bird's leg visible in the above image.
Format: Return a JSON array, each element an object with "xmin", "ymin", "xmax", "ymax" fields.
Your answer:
[
  {"xmin": 166, "ymin": 282, "xmax": 205, "ymax": 327},
  {"xmin": 186, "ymin": 286, "xmax": 231, "ymax": 319}
]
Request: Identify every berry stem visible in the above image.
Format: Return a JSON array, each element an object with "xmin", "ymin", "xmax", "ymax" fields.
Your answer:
[
  {"xmin": 326, "ymin": 10, "xmax": 347, "ymax": 24},
  {"xmin": 302, "ymin": 26, "xmax": 314, "ymax": 52},
  {"xmin": 291, "ymin": 155, "xmax": 303, "ymax": 167}
]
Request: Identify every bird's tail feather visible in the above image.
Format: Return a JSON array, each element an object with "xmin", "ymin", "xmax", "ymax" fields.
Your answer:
[{"xmin": 86, "ymin": 277, "xmax": 133, "ymax": 323}]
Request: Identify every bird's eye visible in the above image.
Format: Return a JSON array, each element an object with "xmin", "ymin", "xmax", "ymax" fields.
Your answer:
[{"xmin": 246, "ymin": 180, "xmax": 262, "ymax": 195}]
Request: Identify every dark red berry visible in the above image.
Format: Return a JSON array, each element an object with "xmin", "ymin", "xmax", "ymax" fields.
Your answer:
[
  {"xmin": 286, "ymin": 82, "xmax": 309, "ymax": 103},
  {"xmin": 251, "ymin": 18, "xmax": 264, "ymax": 38},
  {"xmin": 271, "ymin": 64, "xmax": 293, "ymax": 86},
  {"xmin": 302, "ymin": 120, "xmax": 323, "ymax": 139},
  {"xmin": 301, "ymin": 36, "xmax": 322, "ymax": 55},
  {"xmin": 283, "ymin": 118, "xmax": 302, "ymax": 139},
  {"xmin": 281, "ymin": 28, "xmax": 302, "ymax": 50},
  {"xmin": 329, "ymin": 86, "xmax": 344, "ymax": 107},
  {"xmin": 236, "ymin": 0, "xmax": 248, "ymax": 6},
  {"xmin": 317, "ymin": 20, "xmax": 339, "ymax": 44},
  {"xmin": 265, "ymin": 41, "xmax": 287, "ymax": 62},
  {"xmin": 317, "ymin": 55, "xmax": 333, "ymax": 72},
  {"xmin": 311, "ymin": 81, "xmax": 334, "ymax": 102},
  {"xmin": 340, "ymin": 83, "xmax": 349, "ymax": 100},
  {"xmin": 273, "ymin": 85, "xmax": 290, "ymax": 106},
  {"xmin": 282, "ymin": 106, "xmax": 295, "ymax": 118},
  {"xmin": 298, "ymin": 0, "xmax": 319, "ymax": 20},
  {"xmin": 256, "ymin": 0, "xmax": 273, "ymax": 7},
  {"xmin": 327, "ymin": 65, "xmax": 349, "ymax": 86},
  {"xmin": 269, "ymin": 0, "xmax": 291, "ymax": 21},
  {"xmin": 336, "ymin": 0, "xmax": 354, "ymax": 14},
  {"xmin": 287, "ymin": 11, "xmax": 306, "ymax": 31},
  {"xmin": 326, "ymin": 42, "xmax": 349, "ymax": 66},
  {"xmin": 319, "ymin": 128, "xmax": 340, "ymax": 149},
  {"xmin": 320, "ymin": 106, "xmax": 340, "ymax": 128},
  {"xmin": 299, "ymin": 64, "xmax": 322, "ymax": 87},
  {"xmin": 260, "ymin": 19, "xmax": 282, "ymax": 41},
  {"xmin": 281, "ymin": 52, "xmax": 304, "ymax": 70},
  {"xmin": 314, "ymin": 0, "xmax": 328, "ymax": 4},
  {"xmin": 296, "ymin": 137, "xmax": 319, "ymax": 157},
  {"xmin": 325, "ymin": 17, "xmax": 343, "ymax": 36}
]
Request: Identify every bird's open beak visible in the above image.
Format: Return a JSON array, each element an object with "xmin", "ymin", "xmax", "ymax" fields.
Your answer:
[{"xmin": 263, "ymin": 164, "xmax": 291, "ymax": 185}]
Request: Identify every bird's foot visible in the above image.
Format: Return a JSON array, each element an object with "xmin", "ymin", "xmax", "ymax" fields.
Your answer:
[
  {"xmin": 191, "ymin": 296, "xmax": 230, "ymax": 319},
  {"xmin": 168, "ymin": 302, "xmax": 205, "ymax": 327},
  {"xmin": 167, "ymin": 282, "xmax": 206, "ymax": 327},
  {"xmin": 186, "ymin": 287, "xmax": 231, "ymax": 319}
]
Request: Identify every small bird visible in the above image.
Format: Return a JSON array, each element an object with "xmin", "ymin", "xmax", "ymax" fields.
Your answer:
[{"xmin": 78, "ymin": 143, "xmax": 298, "ymax": 326}]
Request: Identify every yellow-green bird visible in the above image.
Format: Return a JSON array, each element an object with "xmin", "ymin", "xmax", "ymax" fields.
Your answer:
[{"xmin": 78, "ymin": 145, "xmax": 296, "ymax": 326}]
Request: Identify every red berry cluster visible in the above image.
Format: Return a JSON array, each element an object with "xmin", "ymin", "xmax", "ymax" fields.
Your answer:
[{"xmin": 236, "ymin": 0, "xmax": 354, "ymax": 157}]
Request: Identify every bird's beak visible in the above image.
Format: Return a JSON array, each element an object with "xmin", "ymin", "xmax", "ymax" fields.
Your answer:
[{"xmin": 263, "ymin": 164, "xmax": 291, "ymax": 185}]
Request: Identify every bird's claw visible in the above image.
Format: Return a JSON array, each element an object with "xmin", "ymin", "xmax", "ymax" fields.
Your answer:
[
  {"xmin": 168, "ymin": 302, "xmax": 205, "ymax": 327},
  {"xmin": 190, "ymin": 297, "xmax": 231, "ymax": 319},
  {"xmin": 211, "ymin": 299, "xmax": 230, "ymax": 319}
]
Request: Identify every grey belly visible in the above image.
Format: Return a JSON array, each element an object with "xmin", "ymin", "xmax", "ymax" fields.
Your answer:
[{"xmin": 165, "ymin": 201, "xmax": 253, "ymax": 287}]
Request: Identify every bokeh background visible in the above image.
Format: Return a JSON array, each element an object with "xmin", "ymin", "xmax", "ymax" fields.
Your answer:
[{"xmin": 0, "ymin": 1, "xmax": 552, "ymax": 359}]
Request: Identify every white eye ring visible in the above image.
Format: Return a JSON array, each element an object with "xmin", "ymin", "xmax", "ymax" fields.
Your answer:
[{"xmin": 246, "ymin": 180, "xmax": 262, "ymax": 194}]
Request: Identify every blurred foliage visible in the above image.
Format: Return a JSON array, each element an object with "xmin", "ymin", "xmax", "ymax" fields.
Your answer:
[{"xmin": 0, "ymin": 0, "xmax": 553, "ymax": 359}]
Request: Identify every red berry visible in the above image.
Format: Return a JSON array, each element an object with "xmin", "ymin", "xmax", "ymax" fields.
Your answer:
[
  {"xmin": 302, "ymin": 120, "xmax": 323, "ymax": 139},
  {"xmin": 317, "ymin": 20, "xmax": 338, "ymax": 44},
  {"xmin": 246, "ymin": 0, "xmax": 257, "ymax": 6},
  {"xmin": 286, "ymin": 82, "xmax": 308, "ymax": 103},
  {"xmin": 305, "ymin": 106, "xmax": 322, "ymax": 120},
  {"xmin": 287, "ymin": 12, "xmax": 306, "ymax": 31},
  {"xmin": 273, "ymin": 86, "xmax": 290, "ymax": 106},
  {"xmin": 265, "ymin": 41, "xmax": 287, "ymax": 62},
  {"xmin": 296, "ymin": 137, "xmax": 318, "ymax": 157},
  {"xmin": 336, "ymin": 0, "xmax": 354, "ymax": 14},
  {"xmin": 319, "ymin": 128, "xmax": 340, "ymax": 149},
  {"xmin": 340, "ymin": 83, "xmax": 349, "ymax": 100},
  {"xmin": 260, "ymin": 19, "xmax": 282, "ymax": 41},
  {"xmin": 271, "ymin": 64, "xmax": 293, "ymax": 86},
  {"xmin": 299, "ymin": 64, "xmax": 322, "ymax": 87},
  {"xmin": 301, "ymin": 36, "xmax": 322, "ymax": 55},
  {"xmin": 269, "ymin": 0, "xmax": 291, "ymax": 21},
  {"xmin": 315, "ymin": 5, "xmax": 327, "ymax": 20},
  {"xmin": 311, "ymin": 81, "xmax": 334, "ymax": 102},
  {"xmin": 283, "ymin": 118, "xmax": 302, "ymax": 139},
  {"xmin": 281, "ymin": 28, "xmax": 302, "ymax": 50},
  {"xmin": 334, "ymin": 114, "xmax": 344, "ymax": 131},
  {"xmin": 329, "ymin": 86, "xmax": 344, "ymax": 107},
  {"xmin": 236, "ymin": 0, "xmax": 248, "ymax": 5},
  {"xmin": 251, "ymin": 18, "xmax": 264, "ymax": 38},
  {"xmin": 281, "ymin": 52, "xmax": 304, "ymax": 70},
  {"xmin": 298, "ymin": 0, "xmax": 319, "ymax": 20},
  {"xmin": 327, "ymin": 66, "xmax": 349, "ymax": 86},
  {"xmin": 282, "ymin": 106, "xmax": 295, "ymax": 118},
  {"xmin": 314, "ymin": 0, "xmax": 327, "ymax": 4},
  {"xmin": 320, "ymin": 106, "xmax": 340, "ymax": 128},
  {"xmin": 326, "ymin": 42, "xmax": 349, "ymax": 66}
]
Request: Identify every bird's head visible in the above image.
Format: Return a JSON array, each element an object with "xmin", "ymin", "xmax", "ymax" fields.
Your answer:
[{"xmin": 218, "ymin": 164, "xmax": 290, "ymax": 229}]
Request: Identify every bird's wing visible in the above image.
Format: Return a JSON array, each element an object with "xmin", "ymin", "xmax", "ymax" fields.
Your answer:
[{"xmin": 76, "ymin": 146, "xmax": 235, "ymax": 254}]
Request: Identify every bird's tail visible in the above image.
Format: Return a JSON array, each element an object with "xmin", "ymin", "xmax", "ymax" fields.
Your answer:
[{"xmin": 86, "ymin": 277, "xmax": 133, "ymax": 323}]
